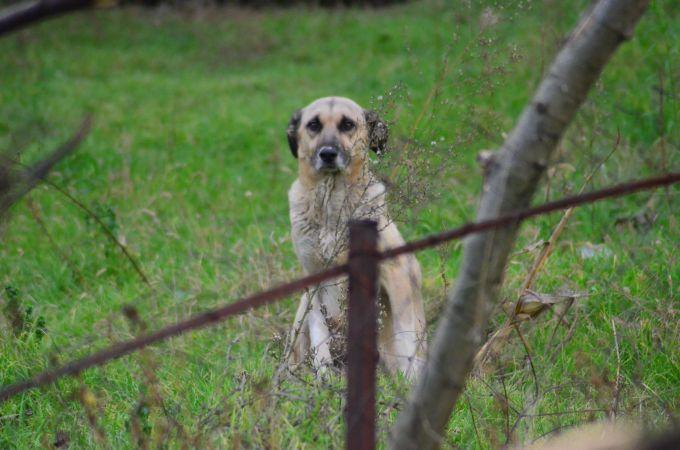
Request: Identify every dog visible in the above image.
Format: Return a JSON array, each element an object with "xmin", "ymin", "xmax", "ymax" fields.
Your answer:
[{"xmin": 285, "ymin": 96, "xmax": 427, "ymax": 379}]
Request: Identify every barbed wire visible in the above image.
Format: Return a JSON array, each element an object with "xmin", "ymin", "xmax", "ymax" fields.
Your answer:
[{"xmin": 0, "ymin": 171, "xmax": 677, "ymax": 403}]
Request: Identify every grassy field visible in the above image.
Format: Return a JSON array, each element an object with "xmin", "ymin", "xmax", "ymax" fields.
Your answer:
[{"xmin": 0, "ymin": 0, "xmax": 678, "ymax": 448}]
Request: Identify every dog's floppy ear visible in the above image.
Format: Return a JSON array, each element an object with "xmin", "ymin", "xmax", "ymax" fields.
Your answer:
[
  {"xmin": 364, "ymin": 109, "xmax": 389, "ymax": 155},
  {"xmin": 286, "ymin": 109, "xmax": 302, "ymax": 158}
]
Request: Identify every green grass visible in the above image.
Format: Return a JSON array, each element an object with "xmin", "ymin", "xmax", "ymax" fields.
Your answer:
[{"xmin": 0, "ymin": 1, "xmax": 678, "ymax": 448}]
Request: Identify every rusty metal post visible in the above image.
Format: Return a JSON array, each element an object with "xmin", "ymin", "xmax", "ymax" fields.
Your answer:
[{"xmin": 345, "ymin": 220, "xmax": 380, "ymax": 450}]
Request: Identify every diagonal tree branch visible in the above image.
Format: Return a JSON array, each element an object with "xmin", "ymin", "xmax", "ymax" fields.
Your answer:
[
  {"xmin": 0, "ymin": 0, "xmax": 104, "ymax": 38},
  {"xmin": 389, "ymin": 1, "xmax": 651, "ymax": 449}
]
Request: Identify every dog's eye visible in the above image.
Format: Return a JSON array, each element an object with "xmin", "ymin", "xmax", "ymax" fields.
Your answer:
[
  {"xmin": 338, "ymin": 117, "xmax": 356, "ymax": 132},
  {"xmin": 306, "ymin": 118, "xmax": 322, "ymax": 133}
]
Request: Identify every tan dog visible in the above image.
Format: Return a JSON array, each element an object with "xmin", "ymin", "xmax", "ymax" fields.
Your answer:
[{"xmin": 285, "ymin": 96, "xmax": 427, "ymax": 379}]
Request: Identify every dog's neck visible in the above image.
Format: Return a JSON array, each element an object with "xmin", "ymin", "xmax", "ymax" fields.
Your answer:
[
  {"xmin": 289, "ymin": 167, "xmax": 388, "ymax": 265},
  {"xmin": 305, "ymin": 169, "xmax": 384, "ymax": 227}
]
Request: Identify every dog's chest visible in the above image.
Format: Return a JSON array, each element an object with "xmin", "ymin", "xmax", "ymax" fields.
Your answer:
[{"xmin": 289, "ymin": 177, "xmax": 385, "ymax": 267}]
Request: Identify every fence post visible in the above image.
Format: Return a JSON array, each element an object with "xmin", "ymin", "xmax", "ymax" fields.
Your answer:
[{"xmin": 346, "ymin": 220, "xmax": 380, "ymax": 450}]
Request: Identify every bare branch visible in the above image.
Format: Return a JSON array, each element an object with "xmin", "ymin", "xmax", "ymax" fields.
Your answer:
[
  {"xmin": 0, "ymin": 116, "xmax": 91, "ymax": 219},
  {"xmin": 0, "ymin": 0, "xmax": 98, "ymax": 38},
  {"xmin": 389, "ymin": 2, "xmax": 651, "ymax": 449}
]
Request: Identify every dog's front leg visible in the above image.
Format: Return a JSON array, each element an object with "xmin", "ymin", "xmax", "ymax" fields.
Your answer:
[
  {"xmin": 289, "ymin": 289, "xmax": 334, "ymax": 375},
  {"xmin": 308, "ymin": 289, "xmax": 334, "ymax": 375},
  {"xmin": 289, "ymin": 291, "xmax": 312, "ymax": 366},
  {"xmin": 380, "ymin": 255, "xmax": 428, "ymax": 380}
]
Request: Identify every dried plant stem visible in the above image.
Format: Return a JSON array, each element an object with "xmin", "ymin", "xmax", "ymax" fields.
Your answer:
[
  {"xmin": 474, "ymin": 133, "xmax": 621, "ymax": 369},
  {"xmin": 26, "ymin": 197, "xmax": 83, "ymax": 281},
  {"xmin": 388, "ymin": 55, "xmax": 450, "ymax": 180},
  {"xmin": 519, "ymin": 134, "xmax": 619, "ymax": 296},
  {"xmin": 610, "ymin": 318, "xmax": 622, "ymax": 419},
  {"xmin": 44, "ymin": 179, "xmax": 151, "ymax": 287}
]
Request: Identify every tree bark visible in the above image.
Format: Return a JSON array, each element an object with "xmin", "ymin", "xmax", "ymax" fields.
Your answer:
[{"xmin": 389, "ymin": 1, "xmax": 650, "ymax": 449}]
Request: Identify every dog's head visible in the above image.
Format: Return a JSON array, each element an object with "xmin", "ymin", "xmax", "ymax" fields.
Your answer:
[{"xmin": 286, "ymin": 97, "xmax": 388, "ymax": 178}]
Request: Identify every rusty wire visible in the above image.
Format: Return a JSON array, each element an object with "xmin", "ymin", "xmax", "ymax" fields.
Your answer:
[{"xmin": 0, "ymin": 171, "xmax": 677, "ymax": 403}]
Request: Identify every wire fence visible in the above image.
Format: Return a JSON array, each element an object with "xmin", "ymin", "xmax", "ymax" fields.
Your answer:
[{"xmin": 1, "ymin": 171, "xmax": 678, "ymax": 448}]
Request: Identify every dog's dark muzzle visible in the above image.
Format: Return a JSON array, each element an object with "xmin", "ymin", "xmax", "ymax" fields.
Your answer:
[
  {"xmin": 314, "ymin": 145, "xmax": 346, "ymax": 172},
  {"xmin": 318, "ymin": 146, "xmax": 338, "ymax": 164}
]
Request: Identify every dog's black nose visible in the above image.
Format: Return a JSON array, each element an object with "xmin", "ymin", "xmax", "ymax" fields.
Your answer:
[{"xmin": 318, "ymin": 146, "xmax": 338, "ymax": 163}]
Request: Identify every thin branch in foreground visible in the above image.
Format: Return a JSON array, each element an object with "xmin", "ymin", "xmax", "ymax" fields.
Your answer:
[
  {"xmin": 0, "ymin": 172, "xmax": 677, "ymax": 403},
  {"xmin": 0, "ymin": 116, "xmax": 91, "ymax": 219},
  {"xmin": 0, "ymin": 117, "xmax": 150, "ymax": 286}
]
